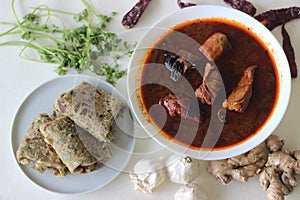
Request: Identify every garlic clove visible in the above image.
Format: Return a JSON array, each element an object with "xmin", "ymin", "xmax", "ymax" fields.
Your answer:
[
  {"xmin": 129, "ymin": 158, "xmax": 167, "ymax": 193},
  {"xmin": 174, "ymin": 183, "xmax": 208, "ymax": 200},
  {"xmin": 166, "ymin": 155, "xmax": 201, "ymax": 184}
]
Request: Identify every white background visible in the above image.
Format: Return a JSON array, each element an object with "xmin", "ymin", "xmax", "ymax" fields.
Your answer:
[{"xmin": 1, "ymin": 0, "xmax": 300, "ymax": 199}]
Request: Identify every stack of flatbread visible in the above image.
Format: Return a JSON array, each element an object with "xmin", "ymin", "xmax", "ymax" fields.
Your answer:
[{"xmin": 16, "ymin": 81, "xmax": 123, "ymax": 176}]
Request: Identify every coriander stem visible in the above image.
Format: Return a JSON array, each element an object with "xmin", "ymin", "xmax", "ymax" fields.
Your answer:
[
  {"xmin": 35, "ymin": 4, "xmax": 52, "ymax": 25},
  {"xmin": 0, "ymin": 24, "xmax": 21, "ymax": 37},
  {"xmin": 11, "ymin": 0, "xmax": 26, "ymax": 34},
  {"xmin": 30, "ymin": 7, "xmax": 76, "ymax": 16},
  {"xmin": 0, "ymin": 40, "xmax": 65, "ymax": 61},
  {"xmin": 17, "ymin": 23, "xmax": 64, "ymax": 34},
  {"xmin": 81, "ymin": 0, "xmax": 96, "ymax": 16},
  {"xmin": 33, "ymin": 32, "xmax": 62, "ymax": 44},
  {"xmin": 0, "ymin": 41, "xmax": 40, "ymax": 50},
  {"xmin": 1, "ymin": 0, "xmax": 131, "ymax": 86},
  {"xmin": 1, "ymin": 21, "xmax": 19, "ymax": 26},
  {"xmin": 11, "ymin": 0, "xmax": 21, "ymax": 24},
  {"xmin": 0, "ymin": 30, "xmax": 22, "ymax": 36},
  {"xmin": 19, "ymin": 47, "xmax": 52, "ymax": 64}
]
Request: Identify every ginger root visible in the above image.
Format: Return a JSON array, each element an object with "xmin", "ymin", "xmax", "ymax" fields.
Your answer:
[
  {"xmin": 258, "ymin": 135, "xmax": 300, "ymax": 200},
  {"xmin": 260, "ymin": 149, "xmax": 300, "ymax": 200},
  {"xmin": 208, "ymin": 134, "xmax": 300, "ymax": 200},
  {"xmin": 260, "ymin": 166, "xmax": 290, "ymax": 200},
  {"xmin": 208, "ymin": 142, "xmax": 268, "ymax": 184},
  {"xmin": 265, "ymin": 135, "xmax": 284, "ymax": 152}
]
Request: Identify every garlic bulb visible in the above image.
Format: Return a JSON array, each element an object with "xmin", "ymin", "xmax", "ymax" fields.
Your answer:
[
  {"xmin": 174, "ymin": 183, "xmax": 208, "ymax": 200},
  {"xmin": 166, "ymin": 155, "xmax": 201, "ymax": 184},
  {"xmin": 129, "ymin": 158, "xmax": 167, "ymax": 193}
]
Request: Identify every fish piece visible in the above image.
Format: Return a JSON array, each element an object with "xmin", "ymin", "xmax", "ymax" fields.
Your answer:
[
  {"xmin": 54, "ymin": 81, "xmax": 123, "ymax": 142},
  {"xmin": 199, "ymin": 32, "xmax": 232, "ymax": 61},
  {"xmin": 16, "ymin": 113, "xmax": 67, "ymax": 176},
  {"xmin": 159, "ymin": 93, "xmax": 202, "ymax": 123},
  {"xmin": 195, "ymin": 63, "xmax": 224, "ymax": 105},
  {"xmin": 40, "ymin": 116, "xmax": 111, "ymax": 174},
  {"xmin": 223, "ymin": 65, "xmax": 257, "ymax": 112}
]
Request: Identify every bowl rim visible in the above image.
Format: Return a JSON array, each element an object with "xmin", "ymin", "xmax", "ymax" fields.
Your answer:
[{"xmin": 127, "ymin": 5, "xmax": 291, "ymax": 160}]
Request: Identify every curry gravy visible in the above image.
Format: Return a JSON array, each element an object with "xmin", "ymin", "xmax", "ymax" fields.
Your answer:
[{"xmin": 140, "ymin": 18, "xmax": 278, "ymax": 149}]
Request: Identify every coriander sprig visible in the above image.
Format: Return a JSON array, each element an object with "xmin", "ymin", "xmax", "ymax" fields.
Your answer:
[{"xmin": 0, "ymin": 0, "xmax": 134, "ymax": 85}]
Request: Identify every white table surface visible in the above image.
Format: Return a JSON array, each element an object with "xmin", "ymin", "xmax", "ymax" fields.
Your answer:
[{"xmin": 1, "ymin": 0, "xmax": 300, "ymax": 199}]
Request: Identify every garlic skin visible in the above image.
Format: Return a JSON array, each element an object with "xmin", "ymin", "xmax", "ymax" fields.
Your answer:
[
  {"xmin": 129, "ymin": 158, "xmax": 167, "ymax": 193},
  {"xmin": 174, "ymin": 183, "xmax": 208, "ymax": 200},
  {"xmin": 166, "ymin": 155, "xmax": 201, "ymax": 184}
]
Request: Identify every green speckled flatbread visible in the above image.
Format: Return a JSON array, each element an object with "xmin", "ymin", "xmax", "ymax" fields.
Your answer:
[
  {"xmin": 54, "ymin": 81, "xmax": 123, "ymax": 142},
  {"xmin": 16, "ymin": 113, "xmax": 67, "ymax": 176},
  {"xmin": 40, "ymin": 116, "xmax": 111, "ymax": 174}
]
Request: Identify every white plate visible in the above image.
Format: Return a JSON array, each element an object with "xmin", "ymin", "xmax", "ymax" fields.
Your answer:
[{"xmin": 10, "ymin": 74, "xmax": 135, "ymax": 195}]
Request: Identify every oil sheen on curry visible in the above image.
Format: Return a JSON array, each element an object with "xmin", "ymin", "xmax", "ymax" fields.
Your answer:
[{"xmin": 140, "ymin": 18, "xmax": 278, "ymax": 150}]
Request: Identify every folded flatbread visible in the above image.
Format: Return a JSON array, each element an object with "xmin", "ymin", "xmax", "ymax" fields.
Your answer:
[
  {"xmin": 16, "ymin": 113, "xmax": 67, "ymax": 176},
  {"xmin": 54, "ymin": 81, "xmax": 123, "ymax": 142},
  {"xmin": 40, "ymin": 116, "xmax": 111, "ymax": 174}
]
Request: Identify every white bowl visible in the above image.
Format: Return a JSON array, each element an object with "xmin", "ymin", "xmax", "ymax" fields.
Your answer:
[{"xmin": 127, "ymin": 5, "xmax": 291, "ymax": 160}]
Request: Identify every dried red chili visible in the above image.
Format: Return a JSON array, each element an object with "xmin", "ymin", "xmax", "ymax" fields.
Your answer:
[
  {"xmin": 282, "ymin": 24, "xmax": 297, "ymax": 78},
  {"xmin": 177, "ymin": 0, "xmax": 196, "ymax": 9},
  {"xmin": 255, "ymin": 7, "xmax": 300, "ymax": 30},
  {"xmin": 223, "ymin": 0, "xmax": 257, "ymax": 16},
  {"xmin": 122, "ymin": 0, "xmax": 152, "ymax": 29}
]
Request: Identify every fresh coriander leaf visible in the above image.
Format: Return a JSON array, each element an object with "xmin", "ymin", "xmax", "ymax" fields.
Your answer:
[
  {"xmin": 0, "ymin": 0, "xmax": 135, "ymax": 86},
  {"xmin": 73, "ymin": 9, "xmax": 88, "ymax": 22}
]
